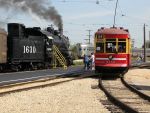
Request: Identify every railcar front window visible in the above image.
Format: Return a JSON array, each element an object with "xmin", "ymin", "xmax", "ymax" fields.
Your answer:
[
  {"xmin": 96, "ymin": 43, "xmax": 104, "ymax": 53},
  {"xmin": 118, "ymin": 39, "xmax": 126, "ymax": 53},
  {"xmin": 118, "ymin": 42, "xmax": 126, "ymax": 53},
  {"xmin": 106, "ymin": 42, "xmax": 117, "ymax": 53}
]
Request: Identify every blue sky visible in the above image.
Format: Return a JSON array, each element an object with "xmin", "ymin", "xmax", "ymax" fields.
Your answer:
[{"xmin": 0, "ymin": 0, "xmax": 150, "ymax": 47}]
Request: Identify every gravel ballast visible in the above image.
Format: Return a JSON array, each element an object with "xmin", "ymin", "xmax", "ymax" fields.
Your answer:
[
  {"xmin": 125, "ymin": 69, "xmax": 150, "ymax": 96},
  {"xmin": 0, "ymin": 78, "xmax": 110, "ymax": 113}
]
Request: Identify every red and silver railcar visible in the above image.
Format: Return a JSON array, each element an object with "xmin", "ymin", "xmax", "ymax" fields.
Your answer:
[{"xmin": 94, "ymin": 27, "xmax": 131, "ymax": 73}]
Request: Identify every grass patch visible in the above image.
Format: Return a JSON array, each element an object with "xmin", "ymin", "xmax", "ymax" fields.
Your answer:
[{"xmin": 73, "ymin": 59, "xmax": 84, "ymax": 66}]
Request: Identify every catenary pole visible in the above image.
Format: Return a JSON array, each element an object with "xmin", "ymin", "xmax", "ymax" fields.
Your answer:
[
  {"xmin": 113, "ymin": 0, "xmax": 119, "ymax": 27},
  {"xmin": 143, "ymin": 24, "xmax": 146, "ymax": 62},
  {"xmin": 85, "ymin": 30, "xmax": 92, "ymax": 44}
]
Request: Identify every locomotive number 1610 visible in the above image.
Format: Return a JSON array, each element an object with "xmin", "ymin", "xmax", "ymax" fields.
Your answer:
[{"xmin": 23, "ymin": 46, "xmax": 37, "ymax": 54}]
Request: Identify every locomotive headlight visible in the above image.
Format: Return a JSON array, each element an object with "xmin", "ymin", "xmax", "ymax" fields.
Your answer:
[
  {"xmin": 108, "ymin": 55, "xmax": 113, "ymax": 60},
  {"xmin": 47, "ymin": 48, "xmax": 52, "ymax": 51}
]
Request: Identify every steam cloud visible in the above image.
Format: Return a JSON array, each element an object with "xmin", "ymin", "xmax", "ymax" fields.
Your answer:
[{"xmin": 0, "ymin": 0, "xmax": 62, "ymax": 28}]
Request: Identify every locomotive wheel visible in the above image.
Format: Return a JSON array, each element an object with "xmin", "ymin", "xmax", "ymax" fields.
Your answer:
[
  {"xmin": 37, "ymin": 63, "xmax": 45, "ymax": 69},
  {"xmin": 12, "ymin": 66, "xmax": 19, "ymax": 72},
  {"xmin": 16, "ymin": 68, "xmax": 19, "ymax": 72}
]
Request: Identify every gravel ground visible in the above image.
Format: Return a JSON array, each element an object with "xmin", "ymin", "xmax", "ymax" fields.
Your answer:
[
  {"xmin": 0, "ymin": 77, "xmax": 110, "ymax": 113},
  {"xmin": 125, "ymin": 69, "xmax": 150, "ymax": 96}
]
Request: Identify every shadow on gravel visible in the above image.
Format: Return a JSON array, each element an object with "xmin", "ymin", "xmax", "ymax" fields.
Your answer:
[{"xmin": 99, "ymin": 73, "xmax": 120, "ymax": 80}]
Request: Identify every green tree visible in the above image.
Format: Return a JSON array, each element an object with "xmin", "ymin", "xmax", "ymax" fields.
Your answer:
[{"xmin": 70, "ymin": 45, "xmax": 78, "ymax": 60}]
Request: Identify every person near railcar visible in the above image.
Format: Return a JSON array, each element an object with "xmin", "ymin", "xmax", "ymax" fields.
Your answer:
[
  {"xmin": 90, "ymin": 53, "xmax": 95, "ymax": 70},
  {"xmin": 83, "ymin": 54, "xmax": 89, "ymax": 70}
]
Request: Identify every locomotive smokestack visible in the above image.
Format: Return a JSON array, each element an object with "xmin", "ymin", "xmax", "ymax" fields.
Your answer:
[{"xmin": 58, "ymin": 23, "xmax": 63, "ymax": 35}]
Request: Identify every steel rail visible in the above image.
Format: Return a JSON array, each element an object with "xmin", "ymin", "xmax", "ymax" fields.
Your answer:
[
  {"xmin": 99, "ymin": 77, "xmax": 139, "ymax": 113},
  {"xmin": 0, "ymin": 72, "xmax": 93, "ymax": 96},
  {"xmin": 131, "ymin": 62, "xmax": 150, "ymax": 69},
  {"xmin": 121, "ymin": 77, "xmax": 150, "ymax": 102},
  {"xmin": 0, "ymin": 70, "xmax": 85, "ymax": 87},
  {"xmin": 0, "ymin": 70, "xmax": 85, "ymax": 88}
]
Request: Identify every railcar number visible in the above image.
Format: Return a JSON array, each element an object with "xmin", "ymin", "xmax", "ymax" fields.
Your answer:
[
  {"xmin": 23, "ymin": 46, "xmax": 37, "ymax": 54},
  {"xmin": 106, "ymin": 61, "xmax": 115, "ymax": 63}
]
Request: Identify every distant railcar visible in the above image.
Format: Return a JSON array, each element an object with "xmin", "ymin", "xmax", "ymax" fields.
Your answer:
[
  {"xmin": 0, "ymin": 29, "xmax": 7, "ymax": 70},
  {"xmin": 132, "ymin": 48, "xmax": 150, "ymax": 57},
  {"xmin": 94, "ymin": 27, "xmax": 131, "ymax": 73},
  {"xmin": 76, "ymin": 43, "xmax": 94, "ymax": 58}
]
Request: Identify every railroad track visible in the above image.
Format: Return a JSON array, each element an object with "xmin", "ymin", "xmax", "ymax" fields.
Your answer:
[
  {"xmin": 131, "ymin": 63, "xmax": 150, "ymax": 69},
  {"xmin": 131, "ymin": 65, "xmax": 150, "ymax": 69},
  {"xmin": 0, "ymin": 71, "xmax": 94, "ymax": 96},
  {"xmin": 0, "ymin": 69, "xmax": 85, "ymax": 86},
  {"xmin": 99, "ymin": 74, "xmax": 150, "ymax": 113}
]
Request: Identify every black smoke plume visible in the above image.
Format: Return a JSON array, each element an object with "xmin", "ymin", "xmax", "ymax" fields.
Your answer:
[{"xmin": 0, "ymin": 0, "xmax": 62, "ymax": 28}]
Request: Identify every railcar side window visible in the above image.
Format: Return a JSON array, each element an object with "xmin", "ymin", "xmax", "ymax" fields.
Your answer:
[{"xmin": 96, "ymin": 43, "xmax": 104, "ymax": 53}]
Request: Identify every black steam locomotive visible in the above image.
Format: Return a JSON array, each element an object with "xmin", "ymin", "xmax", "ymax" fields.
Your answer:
[{"xmin": 0, "ymin": 23, "xmax": 72, "ymax": 71}]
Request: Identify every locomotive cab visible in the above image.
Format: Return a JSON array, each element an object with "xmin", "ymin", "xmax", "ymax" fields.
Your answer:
[{"xmin": 95, "ymin": 27, "xmax": 131, "ymax": 73}]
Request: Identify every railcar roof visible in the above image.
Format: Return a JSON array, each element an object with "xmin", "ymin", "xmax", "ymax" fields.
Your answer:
[{"xmin": 96, "ymin": 27, "xmax": 129, "ymax": 35}]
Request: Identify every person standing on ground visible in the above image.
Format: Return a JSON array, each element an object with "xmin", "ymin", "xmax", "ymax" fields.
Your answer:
[
  {"xmin": 84, "ymin": 54, "xmax": 89, "ymax": 70},
  {"xmin": 83, "ymin": 54, "xmax": 86, "ymax": 69},
  {"xmin": 90, "ymin": 53, "xmax": 95, "ymax": 70}
]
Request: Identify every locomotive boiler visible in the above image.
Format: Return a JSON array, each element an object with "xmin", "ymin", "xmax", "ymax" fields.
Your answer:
[{"xmin": 42, "ymin": 26, "xmax": 72, "ymax": 65}]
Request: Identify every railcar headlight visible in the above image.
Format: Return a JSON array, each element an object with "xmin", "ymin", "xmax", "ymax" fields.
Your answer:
[{"xmin": 108, "ymin": 55, "xmax": 113, "ymax": 60}]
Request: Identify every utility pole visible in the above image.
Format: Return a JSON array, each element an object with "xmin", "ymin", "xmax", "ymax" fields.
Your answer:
[
  {"xmin": 149, "ymin": 31, "xmax": 150, "ymax": 41},
  {"xmin": 143, "ymin": 24, "xmax": 146, "ymax": 62},
  {"xmin": 131, "ymin": 39, "xmax": 135, "ymax": 48},
  {"xmin": 85, "ymin": 30, "xmax": 92, "ymax": 44},
  {"xmin": 131, "ymin": 39, "xmax": 135, "ymax": 56},
  {"xmin": 149, "ymin": 31, "xmax": 150, "ymax": 48}
]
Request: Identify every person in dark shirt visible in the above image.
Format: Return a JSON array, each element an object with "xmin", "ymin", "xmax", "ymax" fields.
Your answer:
[{"xmin": 83, "ymin": 54, "xmax": 89, "ymax": 70}]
